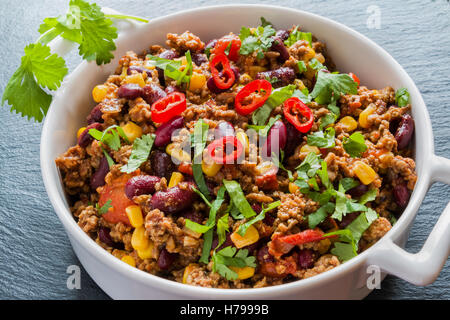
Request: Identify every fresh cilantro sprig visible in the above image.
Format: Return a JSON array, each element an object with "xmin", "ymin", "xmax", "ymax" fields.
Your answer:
[
  {"xmin": 307, "ymin": 127, "xmax": 336, "ymax": 149},
  {"xmin": 310, "ymin": 70, "xmax": 358, "ymax": 105},
  {"xmin": 343, "ymin": 132, "xmax": 367, "ymax": 158},
  {"xmin": 252, "ymin": 84, "xmax": 296, "ymax": 126},
  {"xmin": 96, "ymin": 199, "xmax": 113, "ymax": 215},
  {"xmin": 284, "ymin": 26, "xmax": 312, "ymax": 47},
  {"xmin": 120, "ymin": 134, "xmax": 155, "ymax": 173},
  {"xmin": 147, "ymin": 50, "xmax": 193, "ymax": 86},
  {"xmin": 211, "ymin": 247, "xmax": 256, "ymax": 280},
  {"xmin": 192, "ymin": 120, "xmax": 211, "ymax": 199},
  {"xmin": 239, "ymin": 24, "xmax": 276, "ymax": 59},
  {"xmin": 236, "ymin": 201, "xmax": 281, "ymax": 236},
  {"xmin": 2, "ymin": 0, "xmax": 148, "ymax": 122}
]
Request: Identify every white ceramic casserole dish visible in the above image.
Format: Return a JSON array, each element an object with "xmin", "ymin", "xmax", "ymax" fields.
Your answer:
[{"xmin": 40, "ymin": 4, "xmax": 450, "ymax": 299}]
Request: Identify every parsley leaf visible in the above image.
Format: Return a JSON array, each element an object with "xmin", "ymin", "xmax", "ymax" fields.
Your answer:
[
  {"xmin": 343, "ymin": 132, "xmax": 367, "ymax": 158},
  {"xmin": 223, "ymin": 180, "xmax": 256, "ymax": 219},
  {"xmin": 311, "ymin": 70, "xmax": 358, "ymax": 105},
  {"xmin": 395, "ymin": 87, "xmax": 410, "ymax": 107},
  {"xmin": 239, "ymin": 25, "xmax": 276, "ymax": 58},
  {"xmin": 120, "ymin": 134, "xmax": 155, "ymax": 173},
  {"xmin": 96, "ymin": 199, "xmax": 113, "ymax": 215},
  {"xmin": 2, "ymin": 43, "xmax": 67, "ymax": 121},
  {"xmin": 284, "ymin": 26, "xmax": 312, "ymax": 47},
  {"xmin": 307, "ymin": 127, "xmax": 336, "ymax": 148}
]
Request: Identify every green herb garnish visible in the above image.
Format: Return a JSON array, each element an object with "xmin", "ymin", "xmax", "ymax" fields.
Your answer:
[
  {"xmin": 310, "ymin": 70, "xmax": 358, "ymax": 105},
  {"xmin": 239, "ymin": 25, "xmax": 276, "ymax": 59},
  {"xmin": 96, "ymin": 199, "xmax": 113, "ymax": 215},
  {"xmin": 192, "ymin": 120, "xmax": 211, "ymax": 199},
  {"xmin": 284, "ymin": 26, "xmax": 312, "ymax": 47},
  {"xmin": 222, "ymin": 180, "xmax": 256, "ymax": 219},
  {"xmin": 237, "ymin": 201, "xmax": 281, "ymax": 236},
  {"xmin": 120, "ymin": 134, "xmax": 154, "ymax": 173},
  {"xmin": 252, "ymin": 84, "xmax": 296, "ymax": 126},
  {"xmin": 211, "ymin": 247, "xmax": 256, "ymax": 280},
  {"xmin": 307, "ymin": 127, "xmax": 336, "ymax": 149},
  {"xmin": 395, "ymin": 87, "xmax": 410, "ymax": 107},
  {"xmin": 343, "ymin": 132, "xmax": 367, "ymax": 158}
]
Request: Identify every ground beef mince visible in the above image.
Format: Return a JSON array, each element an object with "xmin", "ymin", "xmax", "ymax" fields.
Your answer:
[{"xmin": 55, "ymin": 23, "xmax": 416, "ymax": 288}]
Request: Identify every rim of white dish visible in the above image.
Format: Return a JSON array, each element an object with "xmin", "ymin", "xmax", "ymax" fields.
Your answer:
[{"xmin": 41, "ymin": 4, "xmax": 434, "ymax": 297}]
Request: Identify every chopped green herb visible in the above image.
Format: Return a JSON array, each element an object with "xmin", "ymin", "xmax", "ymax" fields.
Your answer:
[
  {"xmin": 212, "ymin": 247, "xmax": 256, "ymax": 280},
  {"xmin": 252, "ymin": 84, "xmax": 296, "ymax": 125},
  {"xmin": 395, "ymin": 87, "xmax": 410, "ymax": 107},
  {"xmin": 297, "ymin": 60, "xmax": 307, "ymax": 74},
  {"xmin": 343, "ymin": 132, "xmax": 367, "ymax": 158},
  {"xmin": 120, "ymin": 134, "xmax": 154, "ymax": 173},
  {"xmin": 237, "ymin": 201, "xmax": 281, "ymax": 236},
  {"xmin": 307, "ymin": 127, "xmax": 336, "ymax": 148},
  {"xmin": 308, "ymin": 202, "xmax": 335, "ymax": 228},
  {"xmin": 96, "ymin": 199, "xmax": 113, "ymax": 215},
  {"xmin": 192, "ymin": 120, "xmax": 210, "ymax": 199},
  {"xmin": 223, "ymin": 180, "xmax": 256, "ymax": 219},
  {"xmin": 358, "ymin": 189, "xmax": 377, "ymax": 204},
  {"xmin": 292, "ymin": 87, "xmax": 312, "ymax": 104},
  {"xmin": 89, "ymin": 125, "xmax": 129, "ymax": 151},
  {"xmin": 239, "ymin": 25, "xmax": 276, "ymax": 58},
  {"xmin": 284, "ymin": 26, "xmax": 312, "ymax": 47},
  {"xmin": 346, "ymin": 208, "xmax": 378, "ymax": 243},
  {"xmin": 310, "ymin": 70, "xmax": 358, "ymax": 105},
  {"xmin": 319, "ymin": 113, "xmax": 337, "ymax": 131},
  {"xmin": 309, "ymin": 58, "xmax": 327, "ymax": 72},
  {"xmin": 216, "ymin": 213, "xmax": 230, "ymax": 249},
  {"xmin": 260, "ymin": 17, "xmax": 273, "ymax": 27},
  {"xmin": 147, "ymin": 50, "xmax": 193, "ymax": 86},
  {"xmin": 248, "ymin": 115, "xmax": 281, "ymax": 137}
]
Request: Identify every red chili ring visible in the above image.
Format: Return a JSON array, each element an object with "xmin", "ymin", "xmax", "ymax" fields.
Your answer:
[
  {"xmin": 210, "ymin": 54, "xmax": 236, "ymax": 90},
  {"xmin": 151, "ymin": 92, "xmax": 187, "ymax": 123},
  {"xmin": 234, "ymin": 79, "xmax": 272, "ymax": 116},
  {"xmin": 283, "ymin": 97, "xmax": 314, "ymax": 133},
  {"xmin": 206, "ymin": 136, "xmax": 243, "ymax": 164}
]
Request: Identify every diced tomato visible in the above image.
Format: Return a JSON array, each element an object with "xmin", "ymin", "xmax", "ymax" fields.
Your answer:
[
  {"xmin": 213, "ymin": 34, "xmax": 241, "ymax": 61},
  {"xmin": 98, "ymin": 173, "xmax": 138, "ymax": 225}
]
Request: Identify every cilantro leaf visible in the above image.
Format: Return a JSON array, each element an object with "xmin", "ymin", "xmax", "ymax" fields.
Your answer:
[
  {"xmin": 192, "ymin": 120, "xmax": 210, "ymax": 199},
  {"xmin": 252, "ymin": 85, "xmax": 296, "ymax": 125},
  {"xmin": 120, "ymin": 134, "xmax": 155, "ymax": 173},
  {"xmin": 237, "ymin": 201, "xmax": 281, "ymax": 236},
  {"xmin": 395, "ymin": 87, "xmax": 410, "ymax": 107},
  {"xmin": 309, "ymin": 58, "xmax": 327, "ymax": 72},
  {"xmin": 2, "ymin": 43, "xmax": 67, "ymax": 121},
  {"xmin": 212, "ymin": 247, "xmax": 256, "ymax": 280},
  {"xmin": 308, "ymin": 202, "xmax": 335, "ymax": 228},
  {"xmin": 311, "ymin": 70, "xmax": 358, "ymax": 105},
  {"xmin": 297, "ymin": 60, "xmax": 307, "ymax": 74},
  {"xmin": 319, "ymin": 113, "xmax": 337, "ymax": 131},
  {"xmin": 358, "ymin": 189, "xmax": 377, "ymax": 204},
  {"xmin": 239, "ymin": 25, "xmax": 276, "ymax": 57},
  {"xmin": 284, "ymin": 26, "xmax": 312, "ymax": 47},
  {"xmin": 89, "ymin": 125, "xmax": 129, "ymax": 151},
  {"xmin": 96, "ymin": 199, "xmax": 113, "ymax": 215},
  {"xmin": 343, "ymin": 132, "xmax": 367, "ymax": 158},
  {"xmin": 260, "ymin": 17, "xmax": 273, "ymax": 27},
  {"xmin": 147, "ymin": 51, "xmax": 193, "ymax": 86},
  {"xmin": 247, "ymin": 115, "xmax": 281, "ymax": 136},
  {"xmin": 307, "ymin": 127, "xmax": 336, "ymax": 148},
  {"xmin": 216, "ymin": 214, "xmax": 230, "ymax": 249},
  {"xmin": 223, "ymin": 180, "xmax": 256, "ymax": 219},
  {"xmin": 346, "ymin": 208, "xmax": 378, "ymax": 243}
]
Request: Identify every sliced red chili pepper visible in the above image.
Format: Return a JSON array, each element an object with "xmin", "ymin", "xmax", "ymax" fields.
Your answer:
[
  {"xmin": 283, "ymin": 97, "xmax": 314, "ymax": 133},
  {"xmin": 349, "ymin": 72, "xmax": 360, "ymax": 86},
  {"xmin": 151, "ymin": 92, "xmax": 187, "ymax": 123},
  {"xmin": 206, "ymin": 136, "xmax": 243, "ymax": 164},
  {"xmin": 234, "ymin": 79, "xmax": 272, "ymax": 116},
  {"xmin": 210, "ymin": 54, "xmax": 235, "ymax": 90},
  {"xmin": 213, "ymin": 34, "xmax": 241, "ymax": 61}
]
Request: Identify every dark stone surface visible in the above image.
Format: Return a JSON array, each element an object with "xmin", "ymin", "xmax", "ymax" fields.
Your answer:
[{"xmin": 0, "ymin": 0, "xmax": 449, "ymax": 300}]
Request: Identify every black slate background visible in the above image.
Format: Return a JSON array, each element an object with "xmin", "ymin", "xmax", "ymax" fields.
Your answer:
[{"xmin": 0, "ymin": 0, "xmax": 449, "ymax": 300}]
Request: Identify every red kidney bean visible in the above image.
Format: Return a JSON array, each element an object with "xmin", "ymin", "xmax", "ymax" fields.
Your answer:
[
  {"xmin": 125, "ymin": 175, "xmax": 161, "ymax": 199},
  {"xmin": 206, "ymin": 76, "xmax": 224, "ymax": 94},
  {"xmin": 157, "ymin": 248, "xmax": 178, "ymax": 270},
  {"xmin": 150, "ymin": 182, "xmax": 196, "ymax": 214},
  {"xmin": 212, "ymin": 233, "xmax": 234, "ymax": 251},
  {"xmin": 127, "ymin": 65, "xmax": 152, "ymax": 77},
  {"xmin": 245, "ymin": 240, "xmax": 261, "ymax": 255},
  {"xmin": 251, "ymin": 203, "xmax": 262, "ymax": 214},
  {"xmin": 275, "ymin": 29, "xmax": 290, "ymax": 41},
  {"xmin": 182, "ymin": 210, "xmax": 204, "ymax": 224},
  {"xmin": 205, "ymin": 39, "xmax": 218, "ymax": 53},
  {"xmin": 214, "ymin": 121, "xmax": 235, "ymax": 140},
  {"xmin": 395, "ymin": 114, "xmax": 414, "ymax": 150},
  {"xmin": 284, "ymin": 121, "xmax": 303, "ymax": 157},
  {"xmin": 154, "ymin": 115, "xmax": 184, "ymax": 147},
  {"xmin": 393, "ymin": 183, "xmax": 410, "ymax": 208},
  {"xmin": 262, "ymin": 120, "xmax": 287, "ymax": 158},
  {"xmin": 78, "ymin": 122, "xmax": 102, "ymax": 148},
  {"xmin": 165, "ymin": 85, "xmax": 180, "ymax": 94},
  {"xmin": 270, "ymin": 36, "xmax": 290, "ymax": 63},
  {"xmin": 118, "ymin": 83, "xmax": 143, "ymax": 100},
  {"xmin": 150, "ymin": 151, "xmax": 176, "ymax": 179},
  {"xmin": 90, "ymin": 156, "xmax": 110, "ymax": 190},
  {"xmin": 142, "ymin": 83, "xmax": 167, "ymax": 105},
  {"xmin": 297, "ymin": 249, "xmax": 315, "ymax": 269},
  {"xmin": 191, "ymin": 53, "xmax": 208, "ymax": 66},
  {"xmin": 347, "ymin": 184, "xmax": 369, "ymax": 198},
  {"xmin": 98, "ymin": 227, "xmax": 114, "ymax": 247},
  {"xmin": 257, "ymin": 245, "xmax": 275, "ymax": 264},
  {"xmin": 339, "ymin": 212, "xmax": 360, "ymax": 228},
  {"xmin": 256, "ymin": 67, "xmax": 295, "ymax": 88},
  {"xmin": 231, "ymin": 66, "xmax": 240, "ymax": 80},
  {"xmin": 87, "ymin": 104, "xmax": 103, "ymax": 124}
]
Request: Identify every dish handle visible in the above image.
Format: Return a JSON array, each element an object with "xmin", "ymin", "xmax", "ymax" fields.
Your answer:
[{"xmin": 367, "ymin": 155, "xmax": 450, "ymax": 285}]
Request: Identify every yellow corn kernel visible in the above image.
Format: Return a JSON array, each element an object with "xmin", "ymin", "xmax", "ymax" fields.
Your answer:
[
  {"xmin": 289, "ymin": 182, "xmax": 300, "ymax": 194},
  {"xmin": 125, "ymin": 205, "xmax": 144, "ymax": 228},
  {"xmin": 240, "ymin": 72, "xmax": 253, "ymax": 82},
  {"xmin": 338, "ymin": 116, "xmax": 358, "ymax": 132},
  {"xmin": 231, "ymin": 225, "xmax": 259, "ymax": 249},
  {"xmin": 189, "ymin": 73, "xmax": 206, "ymax": 91},
  {"xmin": 137, "ymin": 241, "xmax": 154, "ymax": 260},
  {"xmin": 354, "ymin": 161, "xmax": 377, "ymax": 185},
  {"xmin": 294, "ymin": 79, "xmax": 306, "ymax": 90},
  {"xmin": 315, "ymin": 53, "xmax": 325, "ymax": 64},
  {"xmin": 168, "ymin": 172, "xmax": 184, "ymax": 188},
  {"xmin": 201, "ymin": 160, "xmax": 222, "ymax": 177},
  {"xmin": 229, "ymin": 266, "xmax": 255, "ymax": 280},
  {"xmin": 92, "ymin": 85, "xmax": 108, "ymax": 103},
  {"xmin": 77, "ymin": 127, "xmax": 86, "ymax": 139},
  {"xmin": 300, "ymin": 144, "xmax": 320, "ymax": 155},
  {"xmin": 120, "ymin": 67, "xmax": 128, "ymax": 80},
  {"xmin": 236, "ymin": 131, "xmax": 249, "ymax": 154},
  {"xmin": 121, "ymin": 255, "xmax": 136, "ymax": 267},
  {"xmin": 248, "ymin": 66, "xmax": 267, "ymax": 79},
  {"xmin": 255, "ymin": 161, "xmax": 276, "ymax": 176},
  {"xmin": 304, "ymin": 47, "xmax": 316, "ymax": 62},
  {"xmin": 304, "ymin": 65, "xmax": 317, "ymax": 81},
  {"xmin": 179, "ymin": 56, "xmax": 188, "ymax": 66},
  {"xmin": 131, "ymin": 226, "xmax": 150, "ymax": 251},
  {"xmin": 359, "ymin": 105, "xmax": 376, "ymax": 129},
  {"xmin": 183, "ymin": 264, "xmax": 198, "ymax": 284},
  {"xmin": 379, "ymin": 151, "xmax": 394, "ymax": 169},
  {"xmin": 124, "ymin": 73, "xmax": 146, "ymax": 87},
  {"xmin": 121, "ymin": 121, "xmax": 143, "ymax": 143},
  {"xmin": 166, "ymin": 143, "xmax": 191, "ymax": 163}
]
